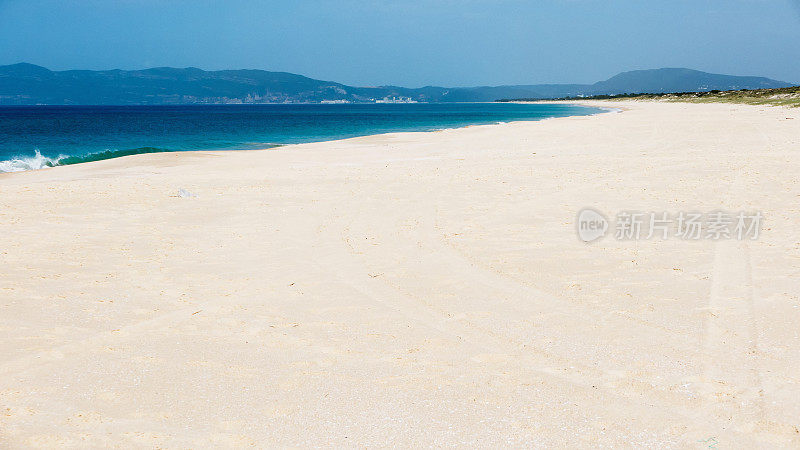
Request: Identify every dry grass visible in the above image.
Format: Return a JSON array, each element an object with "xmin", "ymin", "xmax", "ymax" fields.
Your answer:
[
  {"xmin": 513, "ymin": 86, "xmax": 800, "ymax": 108},
  {"xmin": 651, "ymin": 86, "xmax": 800, "ymax": 107},
  {"xmin": 587, "ymin": 86, "xmax": 800, "ymax": 107}
]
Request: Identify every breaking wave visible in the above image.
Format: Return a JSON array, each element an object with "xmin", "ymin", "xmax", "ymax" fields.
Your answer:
[
  {"xmin": 0, "ymin": 150, "xmax": 63, "ymax": 173},
  {"xmin": 0, "ymin": 147, "xmax": 171, "ymax": 173}
]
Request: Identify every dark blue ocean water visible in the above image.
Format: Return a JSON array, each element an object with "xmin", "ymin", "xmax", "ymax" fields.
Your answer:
[{"xmin": 0, "ymin": 103, "xmax": 600, "ymax": 172}]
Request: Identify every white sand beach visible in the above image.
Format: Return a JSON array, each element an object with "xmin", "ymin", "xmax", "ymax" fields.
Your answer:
[{"xmin": 1, "ymin": 101, "xmax": 799, "ymax": 447}]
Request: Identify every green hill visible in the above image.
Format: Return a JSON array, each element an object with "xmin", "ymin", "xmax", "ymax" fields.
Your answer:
[{"xmin": 0, "ymin": 63, "xmax": 793, "ymax": 104}]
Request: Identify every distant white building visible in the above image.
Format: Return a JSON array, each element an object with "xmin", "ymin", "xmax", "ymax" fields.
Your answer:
[{"xmin": 375, "ymin": 96, "xmax": 418, "ymax": 104}]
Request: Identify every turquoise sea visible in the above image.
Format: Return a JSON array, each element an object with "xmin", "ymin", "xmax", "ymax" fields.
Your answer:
[{"xmin": 0, "ymin": 103, "xmax": 601, "ymax": 172}]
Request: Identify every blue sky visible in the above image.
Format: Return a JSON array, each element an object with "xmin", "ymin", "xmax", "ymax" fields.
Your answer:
[{"xmin": 1, "ymin": 0, "xmax": 798, "ymax": 87}]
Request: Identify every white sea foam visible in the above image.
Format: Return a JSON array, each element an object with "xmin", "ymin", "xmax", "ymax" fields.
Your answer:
[{"xmin": 0, "ymin": 150, "xmax": 63, "ymax": 173}]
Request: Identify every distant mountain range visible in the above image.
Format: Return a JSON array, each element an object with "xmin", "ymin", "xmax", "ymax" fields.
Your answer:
[{"xmin": 0, "ymin": 63, "xmax": 794, "ymax": 105}]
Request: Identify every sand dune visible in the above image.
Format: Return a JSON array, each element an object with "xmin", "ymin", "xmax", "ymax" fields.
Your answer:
[{"xmin": 1, "ymin": 101, "xmax": 799, "ymax": 447}]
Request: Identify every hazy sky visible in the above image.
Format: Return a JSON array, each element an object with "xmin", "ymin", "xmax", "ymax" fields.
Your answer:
[{"xmin": 1, "ymin": 0, "xmax": 799, "ymax": 87}]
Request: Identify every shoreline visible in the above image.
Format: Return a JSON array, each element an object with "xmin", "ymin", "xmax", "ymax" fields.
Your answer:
[
  {"xmin": 0, "ymin": 103, "xmax": 604, "ymax": 175},
  {"xmin": 2, "ymin": 100, "xmax": 799, "ymax": 446},
  {"xmin": 0, "ymin": 111, "xmax": 590, "ymax": 178}
]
